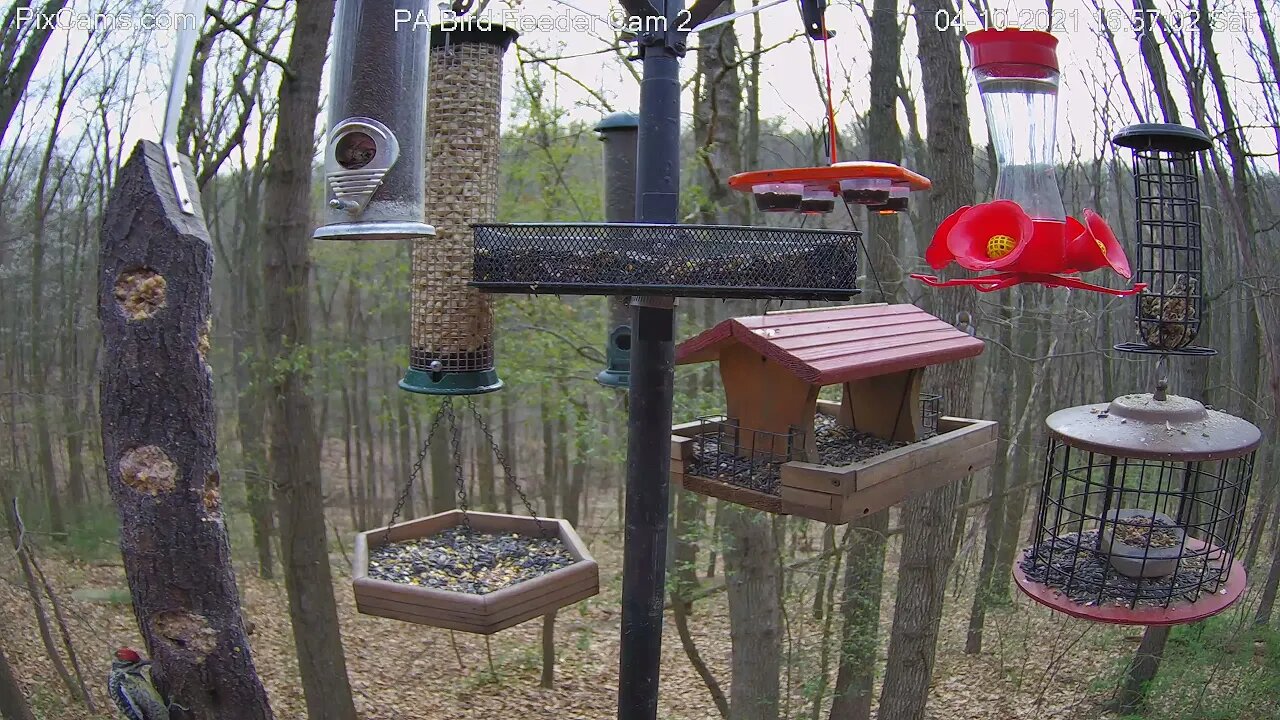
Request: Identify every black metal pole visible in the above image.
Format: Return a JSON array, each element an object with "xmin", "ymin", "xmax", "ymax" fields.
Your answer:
[{"xmin": 617, "ymin": 2, "xmax": 686, "ymax": 717}]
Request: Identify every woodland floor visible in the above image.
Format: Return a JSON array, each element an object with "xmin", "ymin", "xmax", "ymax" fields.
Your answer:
[{"xmin": 3, "ymin": 502, "xmax": 1274, "ymax": 720}]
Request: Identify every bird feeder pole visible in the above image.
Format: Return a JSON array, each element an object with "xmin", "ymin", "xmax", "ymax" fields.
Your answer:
[{"xmin": 617, "ymin": 2, "xmax": 687, "ymax": 717}]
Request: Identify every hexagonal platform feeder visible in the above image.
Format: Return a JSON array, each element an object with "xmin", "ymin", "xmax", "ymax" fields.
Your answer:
[
  {"xmin": 353, "ymin": 510, "xmax": 599, "ymax": 635},
  {"xmin": 670, "ymin": 304, "xmax": 998, "ymax": 523}
]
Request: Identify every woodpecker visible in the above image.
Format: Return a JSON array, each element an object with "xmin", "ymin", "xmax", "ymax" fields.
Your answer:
[{"xmin": 108, "ymin": 647, "xmax": 170, "ymax": 720}]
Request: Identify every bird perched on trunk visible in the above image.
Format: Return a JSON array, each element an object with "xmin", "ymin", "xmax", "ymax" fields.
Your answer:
[{"xmin": 108, "ymin": 647, "xmax": 170, "ymax": 720}]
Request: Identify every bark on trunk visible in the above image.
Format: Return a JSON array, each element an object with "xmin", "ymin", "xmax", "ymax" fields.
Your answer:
[
  {"xmin": 98, "ymin": 140, "xmax": 273, "ymax": 719},
  {"xmin": 877, "ymin": 483, "xmax": 962, "ymax": 720},
  {"xmin": 258, "ymin": 1, "xmax": 357, "ymax": 717},
  {"xmin": 721, "ymin": 504, "xmax": 781, "ymax": 720},
  {"xmin": 0, "ymin": 642, "xmax": 34, "ymax": 720},
  {"xmin": 829, "ymin": 510, "xmax": 889, "ymax": 720},
  {"xmin": 1112, "ymin": 625, "xmax": 1171, "ymax": 714}
]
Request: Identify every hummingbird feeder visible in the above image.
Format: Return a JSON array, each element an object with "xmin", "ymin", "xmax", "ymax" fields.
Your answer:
[
  {"xmin": 1015, "ymin": 391, "xmax": 1259, "ymax": 624},
  {"xmin": 669, "ymin": 304, "xmax": 998, "ymax": 523},
  {"xmin": 401, "ymin": 25, "xmax": 518, "ymax": 395},
  {"xmin": 314, "ymin": 0, "xmax": 434, "ymax": 241},
  {"xmin": 594, "ymin": 111, "xmax": 640, "ymax": 389},
  {"xmin": 912, "ymin": 29, "xmax": 1141, "ymax": 295},
  {"xmin": 1111, "ymin": 124, "xmax": 1215, "ymax": 355}
]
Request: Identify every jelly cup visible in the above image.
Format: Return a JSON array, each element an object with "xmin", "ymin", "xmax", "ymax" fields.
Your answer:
[
  {"xmin": 753, "ymin": 183, "xmax": 804, "ymax": 212},
  {"xmin": 840, "ymin": 177, "xmax": 891, "ymax": 205}
]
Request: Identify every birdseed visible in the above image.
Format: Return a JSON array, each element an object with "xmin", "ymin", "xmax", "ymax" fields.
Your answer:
[
  {"xmin": 368, "ymin": 527, "xmax": 576, "ymax": 595},
  {"xmin": 1020, "ymin": 530, "xmax": 1226, "ymax": 608},
  {"xmin": 686, "ymin": 413, "xmax": 915, "ymax": 497},
  {"xmin": 1112, "ymin": 515, "xmax": 1181, "ymax": 549}
]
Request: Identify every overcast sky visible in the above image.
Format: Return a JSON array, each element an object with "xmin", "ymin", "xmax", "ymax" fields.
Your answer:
[{"xmin": 22, "ymin": 0, "xmax": 1278, "ymax": 174}]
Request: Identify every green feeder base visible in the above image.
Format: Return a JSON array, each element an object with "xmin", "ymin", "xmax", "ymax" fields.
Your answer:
[
  {"xmin": 400, "ymin": 367, "xmax": 503, "ymax": 395},
  {"xmin": 596, "ymin": 368, "xmax": 630, "ymax": 389}
]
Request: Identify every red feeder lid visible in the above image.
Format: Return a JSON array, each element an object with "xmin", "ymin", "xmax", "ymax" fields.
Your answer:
[{"xmin": 965, "ymin": 28, "xmax": 1059, "ymax": 73}]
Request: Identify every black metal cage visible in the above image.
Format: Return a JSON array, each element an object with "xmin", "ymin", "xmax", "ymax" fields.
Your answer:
[
  {"xmin": 1112, "ymin": 124, "xmax": 1215, "ymax": 356},
  {"xmin": 471, "ymin": 222, "xmax": 860, "ymax": 299},
  {"xmin": 1018, "ymin": 394, "xmax": 1260, "ymax": 620},
  {"xmin": 687, "ymin": 416, "xmax": 805, "ymax": 496}
]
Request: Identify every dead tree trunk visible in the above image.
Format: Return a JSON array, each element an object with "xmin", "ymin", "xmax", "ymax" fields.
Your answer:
[
  {"xmin": 258, "ymin": 1, "xmax": 358, "ymax": 717},
  {"xmin": 98, "ymin": 140, "xmax": 273, "ymax": 719}
]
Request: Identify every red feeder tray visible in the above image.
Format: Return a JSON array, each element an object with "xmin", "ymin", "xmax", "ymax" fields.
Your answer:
[
  {"xmin": 729, "ymin": 161, "xmax": 932, "ymax": 198},
  {"xmin": 1013, "ymin": 537, "xmax": 1247, "ymax": 626}
]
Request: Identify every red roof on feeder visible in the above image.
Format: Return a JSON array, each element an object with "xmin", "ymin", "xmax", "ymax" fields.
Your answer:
[
  {"xmin": 675, "ymin": 303, "xmax": 984, "ymax": 386},
  {"xmin": 965, "ymin": 28, "xmax": 1059, "ymax": 73}
]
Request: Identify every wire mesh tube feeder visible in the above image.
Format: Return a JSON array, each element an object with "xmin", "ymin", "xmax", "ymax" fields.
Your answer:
[
  {"xmin": 352, "ymin": 397, "xmax": 600, "ymax": 634},
  {"xmin": 1014, "ymin": 389, "xmax": 1259, "ymax": 625},
  {"xmin": 669, "ymin": 304, "xmax": 998, "ymax": 523},
  {"xmin": 402, "ymin": 24, "xmax": 518, "ymax": 394}
]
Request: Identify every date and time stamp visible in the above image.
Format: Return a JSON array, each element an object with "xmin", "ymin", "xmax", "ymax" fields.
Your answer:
[{"xmin": 933, "ymin": 6, "xmax": 1258, "ymax": 34}]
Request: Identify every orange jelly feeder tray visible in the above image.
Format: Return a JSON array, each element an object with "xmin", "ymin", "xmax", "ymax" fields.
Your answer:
[{"xmin": 730, "ymin": 162, "xmax": 931, "ymax": 215}]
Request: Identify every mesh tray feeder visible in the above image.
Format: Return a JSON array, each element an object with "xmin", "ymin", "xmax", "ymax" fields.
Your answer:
[{"xmin": 471, "ymin": 222, "xmax": 860, "ymax": 299}]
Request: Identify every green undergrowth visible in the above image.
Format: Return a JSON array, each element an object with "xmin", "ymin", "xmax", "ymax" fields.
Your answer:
[{"xmin": 1109, "ymin": 611, "xmax": 1280, "ymax": 720}]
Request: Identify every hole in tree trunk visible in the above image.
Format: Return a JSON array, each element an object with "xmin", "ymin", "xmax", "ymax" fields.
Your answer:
[
  {"xmin": 153, "ymin": 611, "xmax": 217, "ymax": 658},
  {"xmin": 203, "ymin": 471, "xmax": 221, "ymax": 515},
  {"xmin": 114, "ymin": 269, "xmax": 167, "ymax": 320},
  {"xmin": 119, "ymin": 446, "xmax": 177, "ymax": 495}
]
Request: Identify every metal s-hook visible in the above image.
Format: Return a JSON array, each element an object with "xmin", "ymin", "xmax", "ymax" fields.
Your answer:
[{"xmin": 1153, "ymin": 354, "xmax": 1170, "ymax": 401}]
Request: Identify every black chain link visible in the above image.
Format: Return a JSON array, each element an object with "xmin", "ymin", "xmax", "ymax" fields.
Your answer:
[
  {"xmin": 462, "ymin": 395, "xmax": 553, "ymax": 538},
  {"xmin": 444, "ymin": 399, "xmax": 471, "ymax": 534},
  {"xmin": 382, "ymin": 398, "xmax": 451, "ymax": 545}
]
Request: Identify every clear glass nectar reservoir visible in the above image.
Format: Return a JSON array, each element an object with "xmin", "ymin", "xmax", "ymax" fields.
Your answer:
[{"xmin": 965, "ymin": 29, "xmax": 1065, "ymax": 265}]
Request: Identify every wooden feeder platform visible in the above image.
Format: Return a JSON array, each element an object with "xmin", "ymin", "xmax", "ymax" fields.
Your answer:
[
  {"xmin": 671, "ymin": 304, "xmax": 997, "ymax": 523},
  {"xmin": 353, "ymin": 510, "xmax": 599, "ymax": 635}
]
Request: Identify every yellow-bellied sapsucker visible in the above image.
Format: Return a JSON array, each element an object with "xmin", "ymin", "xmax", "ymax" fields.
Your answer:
[{"xmin": 108, "ymin": 647, "xmax": 170, "ymax": 720}]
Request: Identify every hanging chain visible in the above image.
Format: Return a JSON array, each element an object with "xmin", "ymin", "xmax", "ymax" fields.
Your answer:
[
  {"xmin": 444, "ymin": 398, "xmax": 472, "ymax": 533},
  {"xmin": 462, "ymin": 395, "xmax": 553, "ymax": 539},
  {"xmin": 383, "ymin": 398, "xmax": 451, "ymax": 545}
]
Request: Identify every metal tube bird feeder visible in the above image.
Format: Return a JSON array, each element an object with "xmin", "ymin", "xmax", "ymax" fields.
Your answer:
[
  {"xmin": 315, "ymin": 0, "xmax": 434, "ymax": 241},
  {"xmin": 401, "ymin": 25, "xmax": 517, "ymax": 395},
  {"xmin": 595, "ymin": 111, "xmax": 639, "ymax": 389}
]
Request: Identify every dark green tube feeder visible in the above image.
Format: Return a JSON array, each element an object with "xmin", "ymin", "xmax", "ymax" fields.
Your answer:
[
  {"xmin": 594, "ymin": 111, "xmax": 639, "ymax": 389},
  {"xmin": 401, "ymin": 25, "xmax": 517, "ymax": 395}
]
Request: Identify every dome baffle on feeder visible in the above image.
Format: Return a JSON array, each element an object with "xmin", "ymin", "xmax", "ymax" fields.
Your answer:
[
  {"xmin": 352, "ymin": 510, "xmax": 600, "ymax": 634},
  {"xmin": 1014, "ymin": 393, "xmax": 1261, "ymax": 625},
  {"xmin": 314, "ymin": 0, "xmax": 434, "ymax": 241},
  {"xmin": 594, "ymin": 110, "xmax": 639, "ymax": 388},
  {"xmin": 402, "ymin": 25, "xmax": 518, "ymax": 395},
  {"xmin": 669, "ymin": 304, "xmax": 999, "ymax": 523}
]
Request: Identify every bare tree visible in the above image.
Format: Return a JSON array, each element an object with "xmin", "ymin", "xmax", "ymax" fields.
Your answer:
[
  {"xmin": 0, "ymin": 0, "xmax": 70, "ymax": 143},
  {"xmin": 258, "ymin": 1, "xmax": 359, "ymax": 718}
]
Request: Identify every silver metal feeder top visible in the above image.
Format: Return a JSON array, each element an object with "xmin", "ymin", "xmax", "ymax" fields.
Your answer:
[{"xmin": 1045, "ymin": 393, "xmax": 1261, "ymax": 461}]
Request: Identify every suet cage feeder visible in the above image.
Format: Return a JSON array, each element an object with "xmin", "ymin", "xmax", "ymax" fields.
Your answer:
[
  {"xmin": 1015, "ymin": 393, "xmax": 1259, "ymax": 624},
  {"xmin": 353, "ymin": 510, "xmax": 599, "ymax": 634},
  {"xmin": 402, "ymin": 25, "xmax": 517, "ymax": 395},
  {"xmin": 1111, "ymin": 123, "xmax": 1215, "ymax": 356},
  {"xmin": 594, "ymin": 111, "xmax": 639, "ymax": 388},
  {"xmin": 314, "ymin": 0, "xmax": 434, "ymax": 241},
  {"xmin": 669, "ymin": 304, "xmax": 997, "ymax": 523}
]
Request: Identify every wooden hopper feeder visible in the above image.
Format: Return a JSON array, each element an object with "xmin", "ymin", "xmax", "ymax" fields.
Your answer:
[
  {"xmin": 353, "ymin": 510, "xmax": 599, "ymax": 635},
  {"xmin": 671, "ymin": 304, "xmax": 998, "ymax": 523}
]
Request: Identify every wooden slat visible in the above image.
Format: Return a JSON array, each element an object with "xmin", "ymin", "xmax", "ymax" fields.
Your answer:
[
  {"xmin": 838, "ymin": 439, "xmax": 998, "ymax": 522},
  {"xmin": 356, "ymin": 573, "xmax": 599, "ymax": 626},
  {"xmin": 781, "ymin": 485, "xmax": 836, "ymax": 510},
  {"xmin": 356, "ymin": 576, "xmax": 599, "ymax": 635},
  {"xmin": 680, "ymin": 473, "xmax": 786, "ymax": 515},
  {"xmin": 776, "ymin": 416, "xmax": 997, "ymax": 497},
  {"xmin": 851, "ymin": 418, "xmax": 997, "ymax": 491},
  {"xmin": 352, "ymin": 559, "xmax": 597, "ymax": 615}
]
